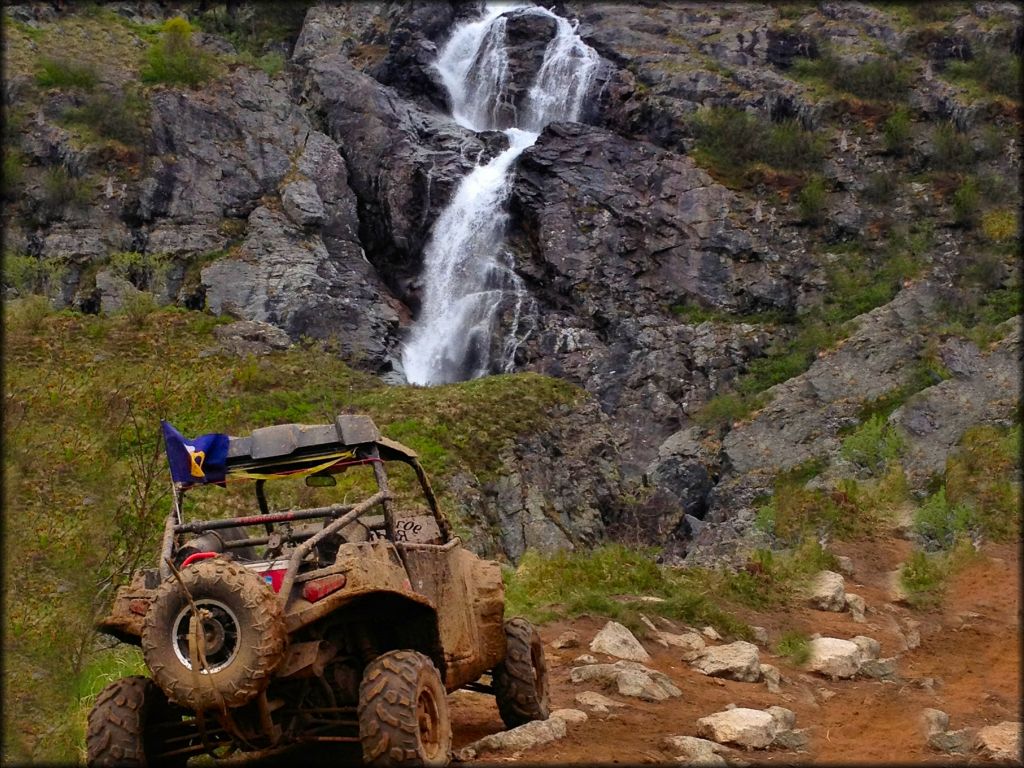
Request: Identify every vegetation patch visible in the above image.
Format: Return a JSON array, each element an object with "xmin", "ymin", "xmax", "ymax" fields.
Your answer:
[
  {"xmin": 59, "ymin": 89, "xmax": 149, "ymax": 148},
  {"xmin": 943, "ymin": 47, "xmax": 1022, "ymax": 102},
  {"xmin": 840, "ymin": 414, "xmax": 906, "ymax": 474},
  {"xmin": 791, "ymin": 52, "xmax": 910, "ymax": 102},
  {"xmin": 35, "ymin": 56, "xmax": 98, "ymax": 90},
  {"xmin": 141, "ymin": 17, "xmax": 217, "ymax": 86},
  {"xmin": 774, "ymin": 630, "xmax": 811, "ymax": 665}
]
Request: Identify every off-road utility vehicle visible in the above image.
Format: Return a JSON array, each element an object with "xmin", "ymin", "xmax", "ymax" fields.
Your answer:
[{"xmin": 87, "ymin": 415, "xmax": 549, "ymax": 766}]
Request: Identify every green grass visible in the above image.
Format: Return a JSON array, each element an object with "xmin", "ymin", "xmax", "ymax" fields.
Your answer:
[
  {"xmin": 840, "ymin": 414, "xmax": 906, "ymax": 474},
  {"xmin": 2, "ymin": 307, "xmax": 584, "ymax": 763},
  {"xmin": 791, "ymin": 52, "xmax": 910, "ymax": 102},
  {"xmin": 503, "ymin": 544, "xmax": 752, "ymax": 637},
  {"xmin": 35, "ymin": 56, "xmax": 98, "ymax": 89},
  {"xmin": 59, "ymin": 89, "xmax": 149, "ymax": 148},
  {"xmin": 774, "ymin": 630, "xmax": 811, "ymax": 665},
  {"xmin": 943, "ymin": 48, "xmax": 1022, "ymax": 102},
  {"xmin": 797, "ymin": 174, "xmax": 828, "ymax": 225}
]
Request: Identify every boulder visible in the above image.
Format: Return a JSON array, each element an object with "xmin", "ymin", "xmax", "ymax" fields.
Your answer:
[
  {"xmin": 660, "ymin": 630, "xmax": 706, "ymax": 661},
  {"xmin": 750, "ymin": 626, "xmax": 769, "ymax": 646},
  {"xmin": 807, "ymin": 637, "xmax": 863, "ymax": 679},
  {"xmin": 773, "ymin": 728, "xmax": 810, "ymax": 751},
  {"xmin": 761, "ymin": 663, "xmax": 782, "ymax": 694},
  {"xmin": 860, "ymin": 657, "xmax": 898, "ymax": 681},
  {"xmin": 662, "ymin": 735, "xmax": 729, "ymax": 766},
  {"xmin": 697, "ymin": 707, "xmax": 780, "ymax": 749},
  {"xmin": 928, "ymin": 728, "xmax": 975, "ymax": 754},
  {"xmin": 920, "ymin": 709, "xmax": 950, "ymax": 736},
  {"xmin": 280, "ymin": 179, "xmax": 326, "ymax": 227},
  {"xmin": 458, "ymin": 716, "xmax": 567, "ymax": 758},
  {"xmin": 835, "ymin": 555, "xmax": 855, "ymax": 576},
  {"xmin": 691, "ymin": 641, "xmax": 762, "ymax": 682},
  {"xmin": 570, "ymin": 661, "xmax": 681, "ymax": 701},
  {"xmin": 808, "ymin": 570, "xmax": 847, "ymax": 611},
  {"xmin": 976, "ymin": 722, "xmax": 1022, "ymax": 762},
  {"xmin": 850, "ymin": 636, "xmax": 881, "ymax": 661},
  {"xmin": 590, "ymin": 621, "xmax": 651, "ymax": 662},
  {"xmin": 575, "ymin": 691, "xmax": 625, "ymax": 713},
  {"xmin": 550, "ymin": 708, "xmax": 588, "ymax": 725}
]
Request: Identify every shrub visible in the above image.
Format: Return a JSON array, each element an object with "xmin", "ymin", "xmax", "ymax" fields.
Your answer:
[
  {"xmin": 236, "ymin": 51, "xmax": 286, "ymax": 77},
  {"xmin": 35, "ymin": 57, "xmax": 98, "ymax": 90},
  {"xmin": 141, "ymin": 17, "xmax": 215, "ymax": 86},
  {"xmin": 797, "ymin": 174, "xmax": 827, "ymax": 224},
  {"xmin": 694, "ymin": 392, "xmax": 763, "ymax": 428},
  {"xmin": 690, "ymin": 107, "xmax": 822, "ymax": 179},
  {"xmin": 108, "ymin": 251, "xmax": 168, "ymax": 290},
  {"xmin": 2, "ymin": 149, "xmax": 26, "ymax": 198},
  {"xmin": 913, "ymin": 487, "xmax": 978, "ymax": 549},
  {"xmin": 775, "ymin": 630, "xmax": 811, "ymax": 665},
  {"xmin": 840, "ymin": 414, "xmax": 906, "ymax": 474},
  {"xmin": 61, "ymin": 90, "xmax": 149, "ymax": 147},
  {"xmin": 930, "ymin": 122, "xmax": 974, "ymax": 170},
  {"xmin": 41, "ymin": 166, "xmax": 92, "ymax": 214},
  {"xmin": 882, "ymin": 107, "xmax": 912, "ymax": 155},
  {"xmin": 951, "ymin": 178, "xmax": 980, "ymax": 228},
  {"xmin": 899, "ymin": 550, "xmax": 948, "ymax": 607},
  {"xmin": 944, "ymin": 425, "xmax": 1021, "ymax": 542},
  {"xmin": 981, "ymin": 209, "xmax": 1017, "ymax": 243},
  {"xmin": 763, "ymin": 119, "xmax": 823, "ymax": 170},
  {"xmin": 833, "ymin": 58, "xmax": 909, "ymax": 100},
  {"xmin": 3, "ymin": 253, "xmax": 48, "ymax": 293},
  {"xmin": 5, "ymin": 294, "xmax": 54, "ymax": 333},
  {"xmin": 945, "ymin": 48, "xmax": 1022, "ymax": 101}
]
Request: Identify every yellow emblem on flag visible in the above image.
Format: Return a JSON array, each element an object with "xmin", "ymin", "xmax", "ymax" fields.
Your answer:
[{"xmin": 186, "ymin": 446, "xmax": 206, "ymax": 478}]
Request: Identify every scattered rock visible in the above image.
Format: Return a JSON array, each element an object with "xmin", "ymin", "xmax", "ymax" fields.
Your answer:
[
  {"xmin": 552, "ymin": 630, "xmax": 580, "ymax": 650},
  {"xmin": 662, "ymin": 735, "xmax": 729, "ymax": 766},
  {"xmin": 976, "ymin": 722, "xmax": 1022, "ymax": 762},
  {"xmin": 921, "ymin": 709, "xmax": 949, "ymax": 737},
  {"xmin": 901, "ymin": 619, "xmax": 922, "ymax": 650},
  {"xmin": 551, "ymin": 708, "xmax": 588, "ymax": 725},
  {"xmin": 691, "ymin": 641, "xmax": 762, "ymax": 683},
  {"xmin": 860, "ymin": 657, "xmax": 898, "ymax": 681},
  {"xmin": 773, "ymin": 728, "xmax": 810, "ymax": 751},
  {"xmin": 767, "ymin": 706, "xmax": 796, "ymax": 731},
  {"xmin": 280, "ymin": 179, "xmax": 326, "ymax": 227},
  {"xmin": 573, "ymin": 654, "xmax": 598, "ymax": 665},
  {"xmin": 750, "ymin": 626, "xmax": 769, "ymax": 646},
  {"xmin": 835, "ymin": 555, "xmax": 855, "ymax": 577},
  {"xmin": 761, "ymin": 663, "xmax": 782, "ymax": 694},
  {"xmin": 570, "ymin": 661, "xmax": 681, "ymax": 701},
  {"xmin": 590, "ymin": 621, "xmax": 651, "ymax": 662},
  {"xmin": 807, "ymin": 637, "xmax": 862, "ymax": 679},
  {"xmin": 886, "ymin": 569, "xmax": 911, "ymax": 604},
  {"xmin": 660, "ymin": 630, "xmax": 707, "ymax": 661},
  {"xmin": 850, "ymin": 635, "xmax": 881, "ymax": 661},
  {"xmin": 845, "ymin": 592, "xmax": 867, "ymax": 623},
  {"xmin": 808, "ymin": 570, "xmax": 847, "ymax": 611},
  {"xmin": 697, "ymin": 707, "xmax": 780, "ymax": 749},
  {"xmin": 458, "ymin": 715, "xmax": 567, "ymax": 758},
  {"xmin": 702, "ymin": 626, "xmax": 723, "ymax": 641},
  {"xmin": 816, "ymin": 687, "xmax": 837, "ymax": 702},
  {"xmin": 928, "ymin": 728, "xmax": 975, "ymax": 754},
  {"xmin": 575, "ymin": 691, "xmax": 625, "ymax": 713}
]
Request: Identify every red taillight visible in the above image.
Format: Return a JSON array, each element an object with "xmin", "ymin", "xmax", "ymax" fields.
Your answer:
[{"xmin": 302, "ymin": 574, "xmax": 347, "ymax": 602}]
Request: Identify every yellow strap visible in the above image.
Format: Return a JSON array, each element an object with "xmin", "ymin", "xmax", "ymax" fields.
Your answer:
[{"xmin": 227, "ymin": 450, "xmax": 356, "ymax": 481}]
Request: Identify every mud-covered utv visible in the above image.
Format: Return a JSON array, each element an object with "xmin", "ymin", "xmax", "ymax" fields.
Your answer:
[{"xmin": 87, "ymin": 415, "xmax": 549, "ymax": 767}]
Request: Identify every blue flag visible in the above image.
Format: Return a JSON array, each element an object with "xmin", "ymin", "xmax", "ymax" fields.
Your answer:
[{"xmin": 161, "ymin": 421, "xmax": 229, "ymax": 485}]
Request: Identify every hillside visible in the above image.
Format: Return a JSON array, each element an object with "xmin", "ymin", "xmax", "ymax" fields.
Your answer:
[{"xmin": 1, "ymin": 1, "xmax": 1020, "ymax": 764}]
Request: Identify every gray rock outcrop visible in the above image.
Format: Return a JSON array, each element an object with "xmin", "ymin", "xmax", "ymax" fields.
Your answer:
[{"xmin": 806, "ymin": 637, "xmax": 863, "ymax": 679}]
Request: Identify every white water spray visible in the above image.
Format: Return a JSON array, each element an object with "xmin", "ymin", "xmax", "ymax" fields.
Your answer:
[{"xmin": 402, "ymin": 2, "xmax": 599, "ymax": 385}]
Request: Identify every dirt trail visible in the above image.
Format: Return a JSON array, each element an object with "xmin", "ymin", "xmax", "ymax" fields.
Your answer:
[{"xmin": 448, "ymin": 541, "xmax": 1020, "ymax": 764}]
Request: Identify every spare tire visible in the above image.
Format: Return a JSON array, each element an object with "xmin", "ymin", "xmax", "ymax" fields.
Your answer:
[{"xmin": 142, "ymin": 558, "xmax": 287, "ymax": 710}]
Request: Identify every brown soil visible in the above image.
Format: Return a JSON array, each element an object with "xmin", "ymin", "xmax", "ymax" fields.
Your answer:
[{"xmin": 447, "ymin": 540, "xmax": 1020, "ymax": 764}]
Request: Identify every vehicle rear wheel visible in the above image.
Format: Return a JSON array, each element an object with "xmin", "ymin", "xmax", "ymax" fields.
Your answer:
[
  {"xmin": 142, "ymin": 558, "xmax": 287, "ymax": 710},
  {"xmin": 86, "ymin": 675, "xmax": 184, "ymax": 768},
  {"xmin": 492, "ymin": 617, "xmax": 549, "ymax": 728},
  {"xmin": 358, "ymin": 650, "xmax": 451, "ymax": 767}
]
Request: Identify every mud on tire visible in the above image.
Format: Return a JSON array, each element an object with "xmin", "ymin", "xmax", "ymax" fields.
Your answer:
[
  {"xmin": 86, "ymin": 675, "xmax": 183, "ymax": 768},
  {"xmin": 142, "ymin": 558, "xmax": 287, "ymax": 710},
  {"xmin": 358, "ymin": 650, "xmax": 451, "ymax": 767},
  {"xmin": 492, "ymin": 617, "xmax": 549, "ymax": 729}
]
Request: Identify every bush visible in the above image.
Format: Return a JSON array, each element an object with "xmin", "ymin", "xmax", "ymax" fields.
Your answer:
[
  {"xmin": 763, "ymin": 119, "xmax": 823, "ymax": 170},
  {"xmin": 2, "ymin": 149, "xmax": 26, "ymax": 199},
  {"xmin": 797, "ymin": 174, "xmax": 827, "ymax": 224},
  {"xmin": 833, "ymin": 58, "xmax": 909, "ymax": 101},
  {"xmin": 945, "ymin": 48, "xmax": 1022, "ymax": 101},
  {"xmin": 899, "ymin": 550, "xmax": 948, "ymax": 607},
  {"xmin": 3, "ymin": 253, "xmax": 48, "ymax": 293},
  {"xmin": 108, "ymin": 251, "xmax": 168, "ymax": 290},
  {"xmin": 930, "ymin": 122, "xmax": 974, "ymax": 170},
  {"xmin": 980, "ymin": 209, "xmax": 1017, "ymax": 243},
  {"xmin": 694, "ymin": 392, "xmax": 763, "ymax": 428},
  {"xmin": 61, "ymin": 90, "xmax": 149, "ymax": 147},
  {"xmin": 35, "ymin": 57, "xmax": 98, "ymax": 90},
  {"xmin": 690, "ymin": 107, "xmax": 822, "ymax": 179},
  {"xmin": 914, "ymin": 487, "xmax": 978, "ymax": 549},
  {"xmin": 882, "ymin": 107, "xmax": 912, "ymax": 155},
  {"xmin": 951, "ymin": 178, "xmax": 980, "ymax": 228},
  {"xmin": 840, "ymin": 414, "xmax": 906, "ymax": 474},
  {"xmin": 775, "ymin": 630, "xmax": 811, "ymax": 665},
  {"xmin": 41, "ymin": 166, "xmax": 92, "ymax": 214},
  {"xmin": 236, "ymin": 51, "xmax": 285, "ymax": 77},
  {"xmin": 141, "ymin": 17, "xmax": 215, "ymax": 86}
]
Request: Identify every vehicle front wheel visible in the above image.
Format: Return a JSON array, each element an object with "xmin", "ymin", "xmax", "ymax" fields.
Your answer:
[
  {"xmin": 358, "ymin": 650, "xmax": 451, "ymax": 767},
  {"xmin": 86, "ymin": 675, "xmax": 184, "ymax": 768},
  {"xmin": 492, "ymin": 617, "xmax": 549, "ymax": 728}
]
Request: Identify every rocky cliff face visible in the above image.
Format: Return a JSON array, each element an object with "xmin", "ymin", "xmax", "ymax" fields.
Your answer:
[{"xmin": 3, "ymin": 1, "xmax": 1020, "ymax": 564}]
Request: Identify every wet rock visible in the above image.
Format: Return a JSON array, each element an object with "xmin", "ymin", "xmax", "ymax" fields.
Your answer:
[
  {"xmin": 590, "ymin": 621, "xmax": 651, "ymax": 662},
  {"xmin": 552, "ymin": 630, "xmax": 580, "ymax": 650},
  {"xmin": 845, "ymin": 593, "xmax": 867, "ymax": 623},
  {"xmin": 662, "ymin": 735, "xmax": 730, "ymax": 766},
  {"xmin": 691, "ymin": 641, "xmax": 762, "ymax": 683},
  {"xmin": 570, "ymin": 661, "xmax": 681, "ymax": 701},
  {"xmin": 697, "ymin": 707, "xmax": 781, "ymax": 749},
  {"xmin": 458, "ymin": 715, "xmax": 567, "ymax": 758},
  {"xmin": 807, "ymin": 637, "xmax": 862, "ymax": 679},
  {"xmin": 976, "ymin": 722, "xmax": 1022, "ymax": 762},
  {"xmin": 808, "ymin": 570, "xmax": 847, "ymax": 612}
]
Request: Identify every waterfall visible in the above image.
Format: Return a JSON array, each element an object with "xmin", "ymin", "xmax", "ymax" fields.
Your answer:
[{"xmin": 401, "ymin": 1, "xmax": 599, "ymax": 386}]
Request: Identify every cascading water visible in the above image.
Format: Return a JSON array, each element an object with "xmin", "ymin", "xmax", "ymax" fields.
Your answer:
[{"xmin": 401, "ymin": 1, "xmax": 599, "ymax": 386}]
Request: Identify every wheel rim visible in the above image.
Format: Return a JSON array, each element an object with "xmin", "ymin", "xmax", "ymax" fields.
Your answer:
[
  {"xmin": 416, "ymin": 686, "xmax": 442, "ymax": 760},
  {"xmin": 170, "ymin": 599, "xmax": 240, "ymax": 674}
]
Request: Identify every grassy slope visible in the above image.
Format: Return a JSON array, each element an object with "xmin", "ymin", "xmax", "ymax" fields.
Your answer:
[{"xmin": 2, "ymin": 303, "xmax": 580, "ymax": 763}]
